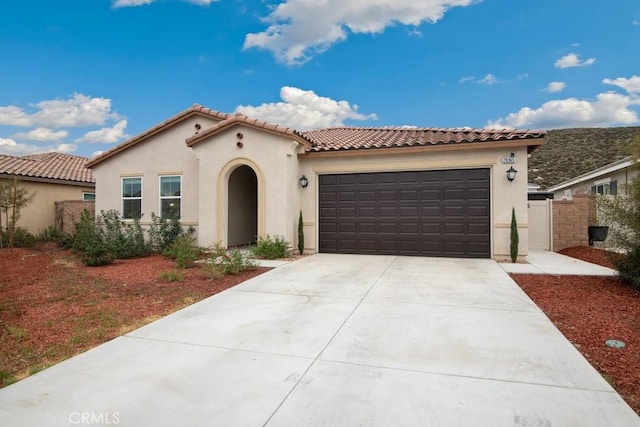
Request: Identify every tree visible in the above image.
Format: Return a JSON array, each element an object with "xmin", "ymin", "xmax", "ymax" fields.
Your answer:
[
  {"xmin": 598, "ymin": 133, "xmax": 640, "ymax": 250},
  {"xmin": 0, "ymin": 177, "xmax": 35, "ymax": 248},
  {"xmin": 598, "ymin": 133, "xmax": 640, "ymax": 288}
]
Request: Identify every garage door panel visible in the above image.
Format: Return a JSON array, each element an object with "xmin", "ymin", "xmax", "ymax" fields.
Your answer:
[
  {"xmin": 319, "ymin": 169, "xmax": 490, "ymax": 258},
  {"xmin": 358, "ymin": 191, "xmax": 376, "ymax": 201}
]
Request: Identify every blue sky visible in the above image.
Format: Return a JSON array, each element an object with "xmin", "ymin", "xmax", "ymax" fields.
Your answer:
[{"xmin": 0, "ymin": 0, "xmax": 638, "ymax": 158}]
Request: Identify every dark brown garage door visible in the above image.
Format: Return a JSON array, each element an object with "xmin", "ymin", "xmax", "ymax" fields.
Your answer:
[{"xmin": 318, "ymin": 169, "xmax": 490, "ymax": 258}]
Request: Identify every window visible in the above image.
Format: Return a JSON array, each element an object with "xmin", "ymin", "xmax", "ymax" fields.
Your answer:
[
  {"xmin": 160, "ymin": 175, "xmax": 181, "ymax": 218},
  {"xmin": 83, "ymin": 192, "xmax": 95, "ymax": 201},
  {"xmin": 591, "ymin": 180, "xmax": 617, "ymax": 196},
  {"xmin": 122, "ymin": 177, "xmax": 142, "ymax": 219}
]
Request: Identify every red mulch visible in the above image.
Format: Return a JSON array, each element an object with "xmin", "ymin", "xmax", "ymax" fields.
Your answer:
[
  {"xmin": 0, "ymin": 245, "xmax": 269, "ymax": 384},
  {"xmin": 511, "ymin": 246, "xmax": 640, "ymax": 414},
  {"xmin": 558, "ymin": 245, "xmax": 619, "ymax": 269}
]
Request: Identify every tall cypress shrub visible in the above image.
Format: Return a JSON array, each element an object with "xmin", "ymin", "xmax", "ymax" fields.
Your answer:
[
  {"xmin": 510, "ymin": 207, "xmax": 519, "ymax": 263},
  {"xmin": 297, "ymin": 210, "xmax": 304, "ymax": 255}
]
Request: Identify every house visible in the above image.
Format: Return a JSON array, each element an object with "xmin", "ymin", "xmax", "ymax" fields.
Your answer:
[
  {"xmin": 86, "ymin": 105, "xmax": 545, "ymax": 261},
  {"xmin": 547, "ymin": 156, "xmax": 638, "ymax": 200},
  {"xmin": 0, "ymin": 152, "xmax": 95, "ymax": 234}
]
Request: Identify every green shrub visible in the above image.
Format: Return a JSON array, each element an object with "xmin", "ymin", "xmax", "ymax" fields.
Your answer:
[
  {"xmin": 72, "ymin": 210, "xmax": 113, "ymax": 266},
  {"xmin": 510, "ymin": 207, "xmax": 519, "ymax": 263},
  {"xmin": 205, "ymin": 246, "xmax": 257, "ymax": 277},
  {"xmin": 80, "ymin": 241, "xmax": 113, "ymax": 266},
  {"xmin": 159, "ymin": 270, "xmax": 185, "ymax": 283},
  {"xmin": 37, "ymin": 226, "xmax": 73, "ymax": 249},
  {"xmin": 250, "ymin": 235, "xmax": 290, "ymax": 260},
  {"xmin": 1, "ymin": 227, "xmax": 36, "ymax": 248},
  {"xmin": 298, "ymin": 210, "xmax": 304, "ymax": 255},
  {"xmin": 613, "ymin": 247, "xmax": 640, "ymax": 290},
  {"xmin": 148, "ymin": 212, "xmax": 184, "ymax": 253},
  {"xmin": 97, "ymin": 210, "xmax": 150, "ymax": 259},
  {"xmin": 164, "ymin": 234, "xmax": 201, "ymax": 268}
]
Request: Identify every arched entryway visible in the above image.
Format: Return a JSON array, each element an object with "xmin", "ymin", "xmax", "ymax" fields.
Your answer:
[{"xmin": 227, "ymin": 165, "xmax": 258, "ymax": 247}]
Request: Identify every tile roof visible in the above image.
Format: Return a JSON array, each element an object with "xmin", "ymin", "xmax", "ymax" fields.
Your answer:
[
  {"xmin": 0, "ymin": 152, "xmax": 94, "ymax": 184},
  {"xmin": 186, "ymin": 112, "xmax": 313, "ymax": 148},
  {"xmin": 86, "ymin": 104, "xmax": 231, "ymax": 168},
  {"xmin": 86, "ymin": 103, "xmax": 547, "ymax": 168},
  {"xmin": 302, "ymin": 127, "xmax": 546, "ymax": 152}
]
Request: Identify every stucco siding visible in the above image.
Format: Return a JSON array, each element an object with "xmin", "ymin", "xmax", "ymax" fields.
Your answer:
[
  {"xmin": 191, "ymin": 125, "xmax": 302, "ymax": 247},
  {"xmin": 299, "ymin": 146, "xmax": 530, "ymax": 260},
  {"xmin": 9, "ymin": 180, "xmax": 92, "ymax": 234},
  {"xmin": 91, "ymin": 116, "xmax": 219, "ymax": 232}
]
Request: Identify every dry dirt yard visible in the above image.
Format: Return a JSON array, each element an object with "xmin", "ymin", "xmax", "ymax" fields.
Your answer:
[{"xmin": 0, "ymin": 244, "xmax": 638, "ymax": 415}]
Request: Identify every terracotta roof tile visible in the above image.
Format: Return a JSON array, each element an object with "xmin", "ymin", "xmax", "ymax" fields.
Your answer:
[
  {"xmin": 185, "ymin": 113, "xmax": 314, "ymax": 148},
  {"xmin": 302, "ymin": 127, "xmax": 546, "ymax": 152},
  {"xmin": 0, "ymin": 152, "xmax": 94, "ymax": 184}
]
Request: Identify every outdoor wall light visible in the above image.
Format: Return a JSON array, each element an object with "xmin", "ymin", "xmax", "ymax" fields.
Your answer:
[
  {"xmin": 506, "ymin": 166, "xmax": 518, "ymax": 182},
  {"xmin": 299, "ymin": 175, "xmax": 309, "ymax": 188}
]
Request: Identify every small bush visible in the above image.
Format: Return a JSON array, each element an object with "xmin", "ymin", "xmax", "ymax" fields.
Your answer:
[
  {"xmin": 613, "ymin": 247, "xmax": 640, "ymax": 290},
  {"xmin": 148, "ymin": 212, "xmax": 184, "ymax": 253},
  {"xmin": 37, "ymin": 226, "xmax": 73, "ymax": 249},
  {"xmin": 72, "ymin": 210, "xmax": 113, "ymax": 266},
  {"xmin": 97, "ymin": 210, "xmax": 150, "ymax": 259},
  {"xmin": 80, "ymin": 240, "xmax": 113, "ymax": 266},
  {"xmin": 164, "ymin": 234, "xmax": 201, "ymax": 269},
  {"xmin": 204, "ymin": 244, "xmax": 257, "ymax": 277},
  {"xmin": 250, "ymin": 235, "xmax": 290, "ymax": 260},
  {"xmin": 159, "ymin": 270, "xmax": 184, "ymax": 282},
  {"xmin": 2, "ymin": 227, "xmax": 36, "ymax": 248}
]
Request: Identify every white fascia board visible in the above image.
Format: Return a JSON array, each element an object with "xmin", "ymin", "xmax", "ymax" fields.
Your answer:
[{"xmin": 547, "ymin": 156, "xmax": 635, "ymax": 192}]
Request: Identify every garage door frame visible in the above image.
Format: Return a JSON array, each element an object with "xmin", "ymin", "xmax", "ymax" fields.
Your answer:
[{"xmin": 317, "ymin": 168, "xmax": 492, "ymax": 258}]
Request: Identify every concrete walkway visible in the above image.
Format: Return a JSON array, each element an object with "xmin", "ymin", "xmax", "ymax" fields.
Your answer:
[
  {"xmin": 499, "ymin": 249, "xmax": 618, "ymax": 275},
  {"xmin": 0, "ymin": 254, "xmax": 637, "ymax": 426}
]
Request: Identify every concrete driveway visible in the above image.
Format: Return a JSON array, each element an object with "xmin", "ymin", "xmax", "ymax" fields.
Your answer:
[{"xmin": 1, "ymin": 254, "xmax": 638, "ymax": 426}]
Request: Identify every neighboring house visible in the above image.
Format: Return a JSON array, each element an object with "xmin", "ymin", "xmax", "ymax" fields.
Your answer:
[
  {"xmin": 0, "ymin": 152, "xmax": 95, "ymax": 234},
  {"xmin": 86, "ymin": 105, "xmax": 545, "ymax": 261},
  {"xmin": 547, "ymin": 156, "xmax": 638, "ymax": 200}
]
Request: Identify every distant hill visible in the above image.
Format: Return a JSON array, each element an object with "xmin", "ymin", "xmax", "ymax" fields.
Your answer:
[{"xmin": 528, "ymin": 126, "xmax": 640, "ymax": 189}]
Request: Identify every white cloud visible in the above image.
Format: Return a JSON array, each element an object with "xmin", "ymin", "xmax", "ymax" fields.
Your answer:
[
  {"xmin": 633, "ymin": 20, "xmax": 639, "ymax": 26},
  {"xmin": 479, "ymin": 74, "xmax": 499, "ymax": 85},
  {"xmin": 12, "ymin": 127, "xmax": 68, "ymax": 142},
  {"xmin": 0, "ymin": 137, "xmax": 18, "ymax": 148},
  {"xmin": 244, "ymin": 0, "xmax": 480, "ymax": 65},
  {"xmin": 235, "ymin": 86, "xmax": 377, "ymax": 130},
  {"xmin": 76, "ymin": 120, "xmax": 129, "ymax": 143},
  {"xmin": 113, "ymin": 0, "xmax": 154, "ymax": 7},
  {"xmin": 458, "ymin": 76, "xmax": 475, "ymax": 84},
  {"xmin": 487, "ymin": 92, "xmax": 640, "ymax": 129},
  {"xmin": 113, "ymin": 0, "xmax": 216, "ymax": 7},
  {"xmin": 603, "ymin": 75, "xmax": 640, "ymax": 94},
  {"xmin": 56, "ymin": 143, "xmax": 77, "ymax": 154},
  {"xmin": 0, "ymin": 106, "xmax": 31, "ymax": 126},
  {"xmin": 32, "ymin": 94, "xmax": 117, "ymax": 127},
  {"xmin": 555, "ymin": 53, "xmax": 596, "ymax": 68},
  {"xmin": 0, "ymin": 138, "xmax": 77, "ymax": 156},
  {"xmin": 544, "ymin": 81, "xmax": 566, "ymax": 93},
  {"xmin": 0, "ymin": 94, "xmax": 119, "ymax": 128}
]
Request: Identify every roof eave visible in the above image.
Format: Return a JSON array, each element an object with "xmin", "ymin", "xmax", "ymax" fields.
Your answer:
[
  {"xmin": 299, "ymin": 137, "xmax": 545, "ymax": 158},
  {"xmin": 86, "ymin": 105, "xmax": 230, "ymax": 168},
  {"xmin": 186, "ymin": 116, "xmax": 313, "ymax": 149},
  {"xmin": 546, "ymin": 156, "xmax": 635, "ymax": 192}
]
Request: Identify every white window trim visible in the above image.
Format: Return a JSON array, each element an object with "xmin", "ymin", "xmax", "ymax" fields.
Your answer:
[
  {"xmin": 82, "ymin": 192, "xmax": 95, "ymax": 201},
  {"xmin": 122, "ymin": 176, "xmax": 143, "ymax": 220},
  {"xmin": 593, "ymin": 178, "xmax": 612, "ymax": 186},
  {"xmin": 159, "ymin": 175, "xmax": 182, "ymax": 219}
]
